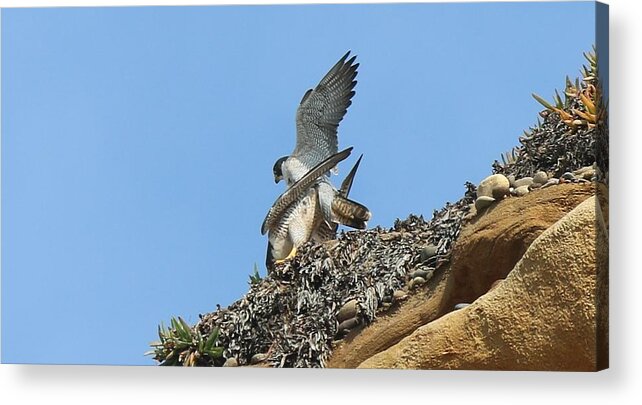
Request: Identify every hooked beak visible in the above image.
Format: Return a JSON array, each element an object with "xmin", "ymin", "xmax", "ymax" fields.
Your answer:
[{"xmin": 274, "ymin": 174, "xmax": 283, "ymax": 184}]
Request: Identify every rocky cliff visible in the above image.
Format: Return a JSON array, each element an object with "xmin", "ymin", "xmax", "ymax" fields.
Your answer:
[
  {"xmin": 330, "ymin": 182, "xmax": 608, "ymax": 371},
  {"xmin": 148, "ymin": 49, "xmax": 608, "ymax": 371}
]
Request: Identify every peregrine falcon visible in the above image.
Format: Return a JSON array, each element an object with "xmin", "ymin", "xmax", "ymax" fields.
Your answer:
[
  {"xmin": 272, "ymin": 51, "xmax": 371, "ymax": 227},
  {"xmin": 262, "ymin": 150, "xmax": 367, "ymax": 269},
  {"xmin": 262, "ymin": 51, "xmax": 371, "ymax": 269}
]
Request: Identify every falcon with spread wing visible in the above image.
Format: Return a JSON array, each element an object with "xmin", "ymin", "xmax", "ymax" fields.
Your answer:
[{"xmin": 262, "ymin": 51, "xmax": 371, "ymax": 269}]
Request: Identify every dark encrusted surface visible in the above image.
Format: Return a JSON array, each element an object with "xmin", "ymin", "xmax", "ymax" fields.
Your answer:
[{"xmin": 492, "ymin": 109, "xmax": 599, "ymax": 180}]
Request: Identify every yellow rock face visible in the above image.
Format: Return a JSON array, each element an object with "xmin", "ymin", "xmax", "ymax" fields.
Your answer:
[{"xmin": 358, "ymin": 194, "xmax": 607, "ymax": 371}]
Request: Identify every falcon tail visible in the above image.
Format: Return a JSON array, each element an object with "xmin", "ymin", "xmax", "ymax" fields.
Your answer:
[{"xmin": 331, "ymin": 195, "xmax": 371, "ymax": 230}]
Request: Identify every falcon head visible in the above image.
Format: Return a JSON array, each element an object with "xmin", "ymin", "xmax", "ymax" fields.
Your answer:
[{"xmin": 272, "ymin": 156, "xmax": 289, "ymax": 183}]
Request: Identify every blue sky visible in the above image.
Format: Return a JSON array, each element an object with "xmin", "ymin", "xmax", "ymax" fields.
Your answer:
[{"xmin": 1, "ymin": 2, "xmax": 596, "ymax": 365}]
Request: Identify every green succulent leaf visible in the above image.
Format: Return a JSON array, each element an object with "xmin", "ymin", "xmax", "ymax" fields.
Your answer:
[{"xmin": 532, "ymin": 93, "xmax": 555, "ymax": 110}]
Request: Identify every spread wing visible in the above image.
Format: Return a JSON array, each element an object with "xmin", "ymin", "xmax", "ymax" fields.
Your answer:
[
  {"xmin": 261, "ymin": 147, "xmax": 353, "ymax": 235},
  {"xmin": 292, "ymin": 51, "xmax": 359, "ymax": 169}
]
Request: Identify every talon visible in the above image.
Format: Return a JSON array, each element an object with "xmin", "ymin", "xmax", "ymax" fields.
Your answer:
[{"xmin": 274, "ymin": 247, "xmax": 297, "ymax": 264}]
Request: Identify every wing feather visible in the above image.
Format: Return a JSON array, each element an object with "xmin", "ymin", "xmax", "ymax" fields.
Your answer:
[{"xmin": 293, "ymin": 51, "xmax": 359, "ymax": 168}]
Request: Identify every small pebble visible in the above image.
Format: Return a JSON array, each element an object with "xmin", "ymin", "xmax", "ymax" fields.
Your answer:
[
  {"xmin": 336, "ymin": 299, "xmax": 359, "ymax": 323},
  {"xmin": 514, "ymin": 185, "xmax": 530, "ymax": 196},
  {"xmin": 533, "ymin": 171, "xmax": 549, "ymax": 184},
  {"xmin": 582, "ymin": 169, "xmax": 596, "ymax": 180},
  {"xmin": 530, "ymin": 182, "xmax": 542, "ymax": 189},
  {"xmin": 507, "ymin": 174, "xmax": 516, "ymax": 187},
  {"xmin": 540, "ymin": 178, "xmax": 560, "ymax": 189},
  {"xmin": 393, "ymin": 290, "xmax": 408, "ymax": 301},
  {"xmin": 223, "ymin": 358, "xmax": 238, "ymax": 367},
  {"xmin": 409, "ymin": 276, "xmax": 426, "ymax": 289},
  {"xmin": 574, "ymin": 164, "xmax": 595, "ymax": 176},
  {"xmin": 477, "ymin": 174, "xmax": 510, "ymax": 199},
  {"xmin": 475, "ymin": 196, "xmax": 495, "ymax": 212},
  {"xmin": 513, "ymin": 177, "xmax": 534, "ymax": 188},
  {"xmin": 337, "ymin": 317, "xmax": 360, "ymax": 334},
  {"xmin": 250, "ymin": 353, "xmax": 268, "ymax": 364},
  {"xmin": 410, "ymin": 269, "xmax": 431, "ymax": 279},
  {"xmin": 454, "ymin": 303, "xmax": 470, "ymax": 310},
  {"xmin": 420, "ymin": 245, "xmax": 438, "ymax": 262}
]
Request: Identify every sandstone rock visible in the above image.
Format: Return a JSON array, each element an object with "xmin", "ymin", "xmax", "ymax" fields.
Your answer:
[
  {"xmin": 488, "ymin": 279, "xmax": 503, "ymax": 291},
  {"xmin": 445, "ymin": 183, "xmax": 595, "ymax": 308},
  {"xmin": 477, "ymin": 174, "xmax": 510, "ymax": 199},
  {"xmin": 327, "ymin": 184, "xmax": 597, "ymax": 369},
  {"xmin": 358, "ymin": 195, "xmax": 607, "ymax": 371}
]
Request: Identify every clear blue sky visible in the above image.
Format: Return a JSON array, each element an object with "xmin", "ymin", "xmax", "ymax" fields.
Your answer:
[{"xmin": 1, "ymin": 2, "xmax": 596, "ymax": 365}]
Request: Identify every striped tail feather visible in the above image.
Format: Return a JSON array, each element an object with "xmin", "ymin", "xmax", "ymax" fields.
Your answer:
[{"xmin": 331, "ymin": 195, "xmax": 371, "ymax": 230}]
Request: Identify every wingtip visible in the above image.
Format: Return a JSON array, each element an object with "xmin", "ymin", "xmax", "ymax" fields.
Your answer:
[
  {"xmin": 340, "ymin": 146, "xmax": 354, "ymax": 158},
  {"xmin": 260, "ymin": 216, "xmax": 269, "ymax": 235},
  {"xmin": 341, "ymin": 51, "xmax": 359, "ymax": 68},
  {"xmin": 265, "ymin": 242, "xmax": 275, "ymax": 272}
]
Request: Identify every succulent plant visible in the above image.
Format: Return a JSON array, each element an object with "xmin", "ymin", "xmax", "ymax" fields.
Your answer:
[
  {"xmin": 146, "ymin": 317, "xmax": 223, "ymax": 366},
  {"xmin": 532, "ymin": 46, "xmax": 604, "ymax": 131},
  {"xmin": 494, "ymin": 46, "xmax": 608, "ymax": 180},
  {"xmin": 248, "ymin": 263, "xmax": 263, "ymax": 286}
]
